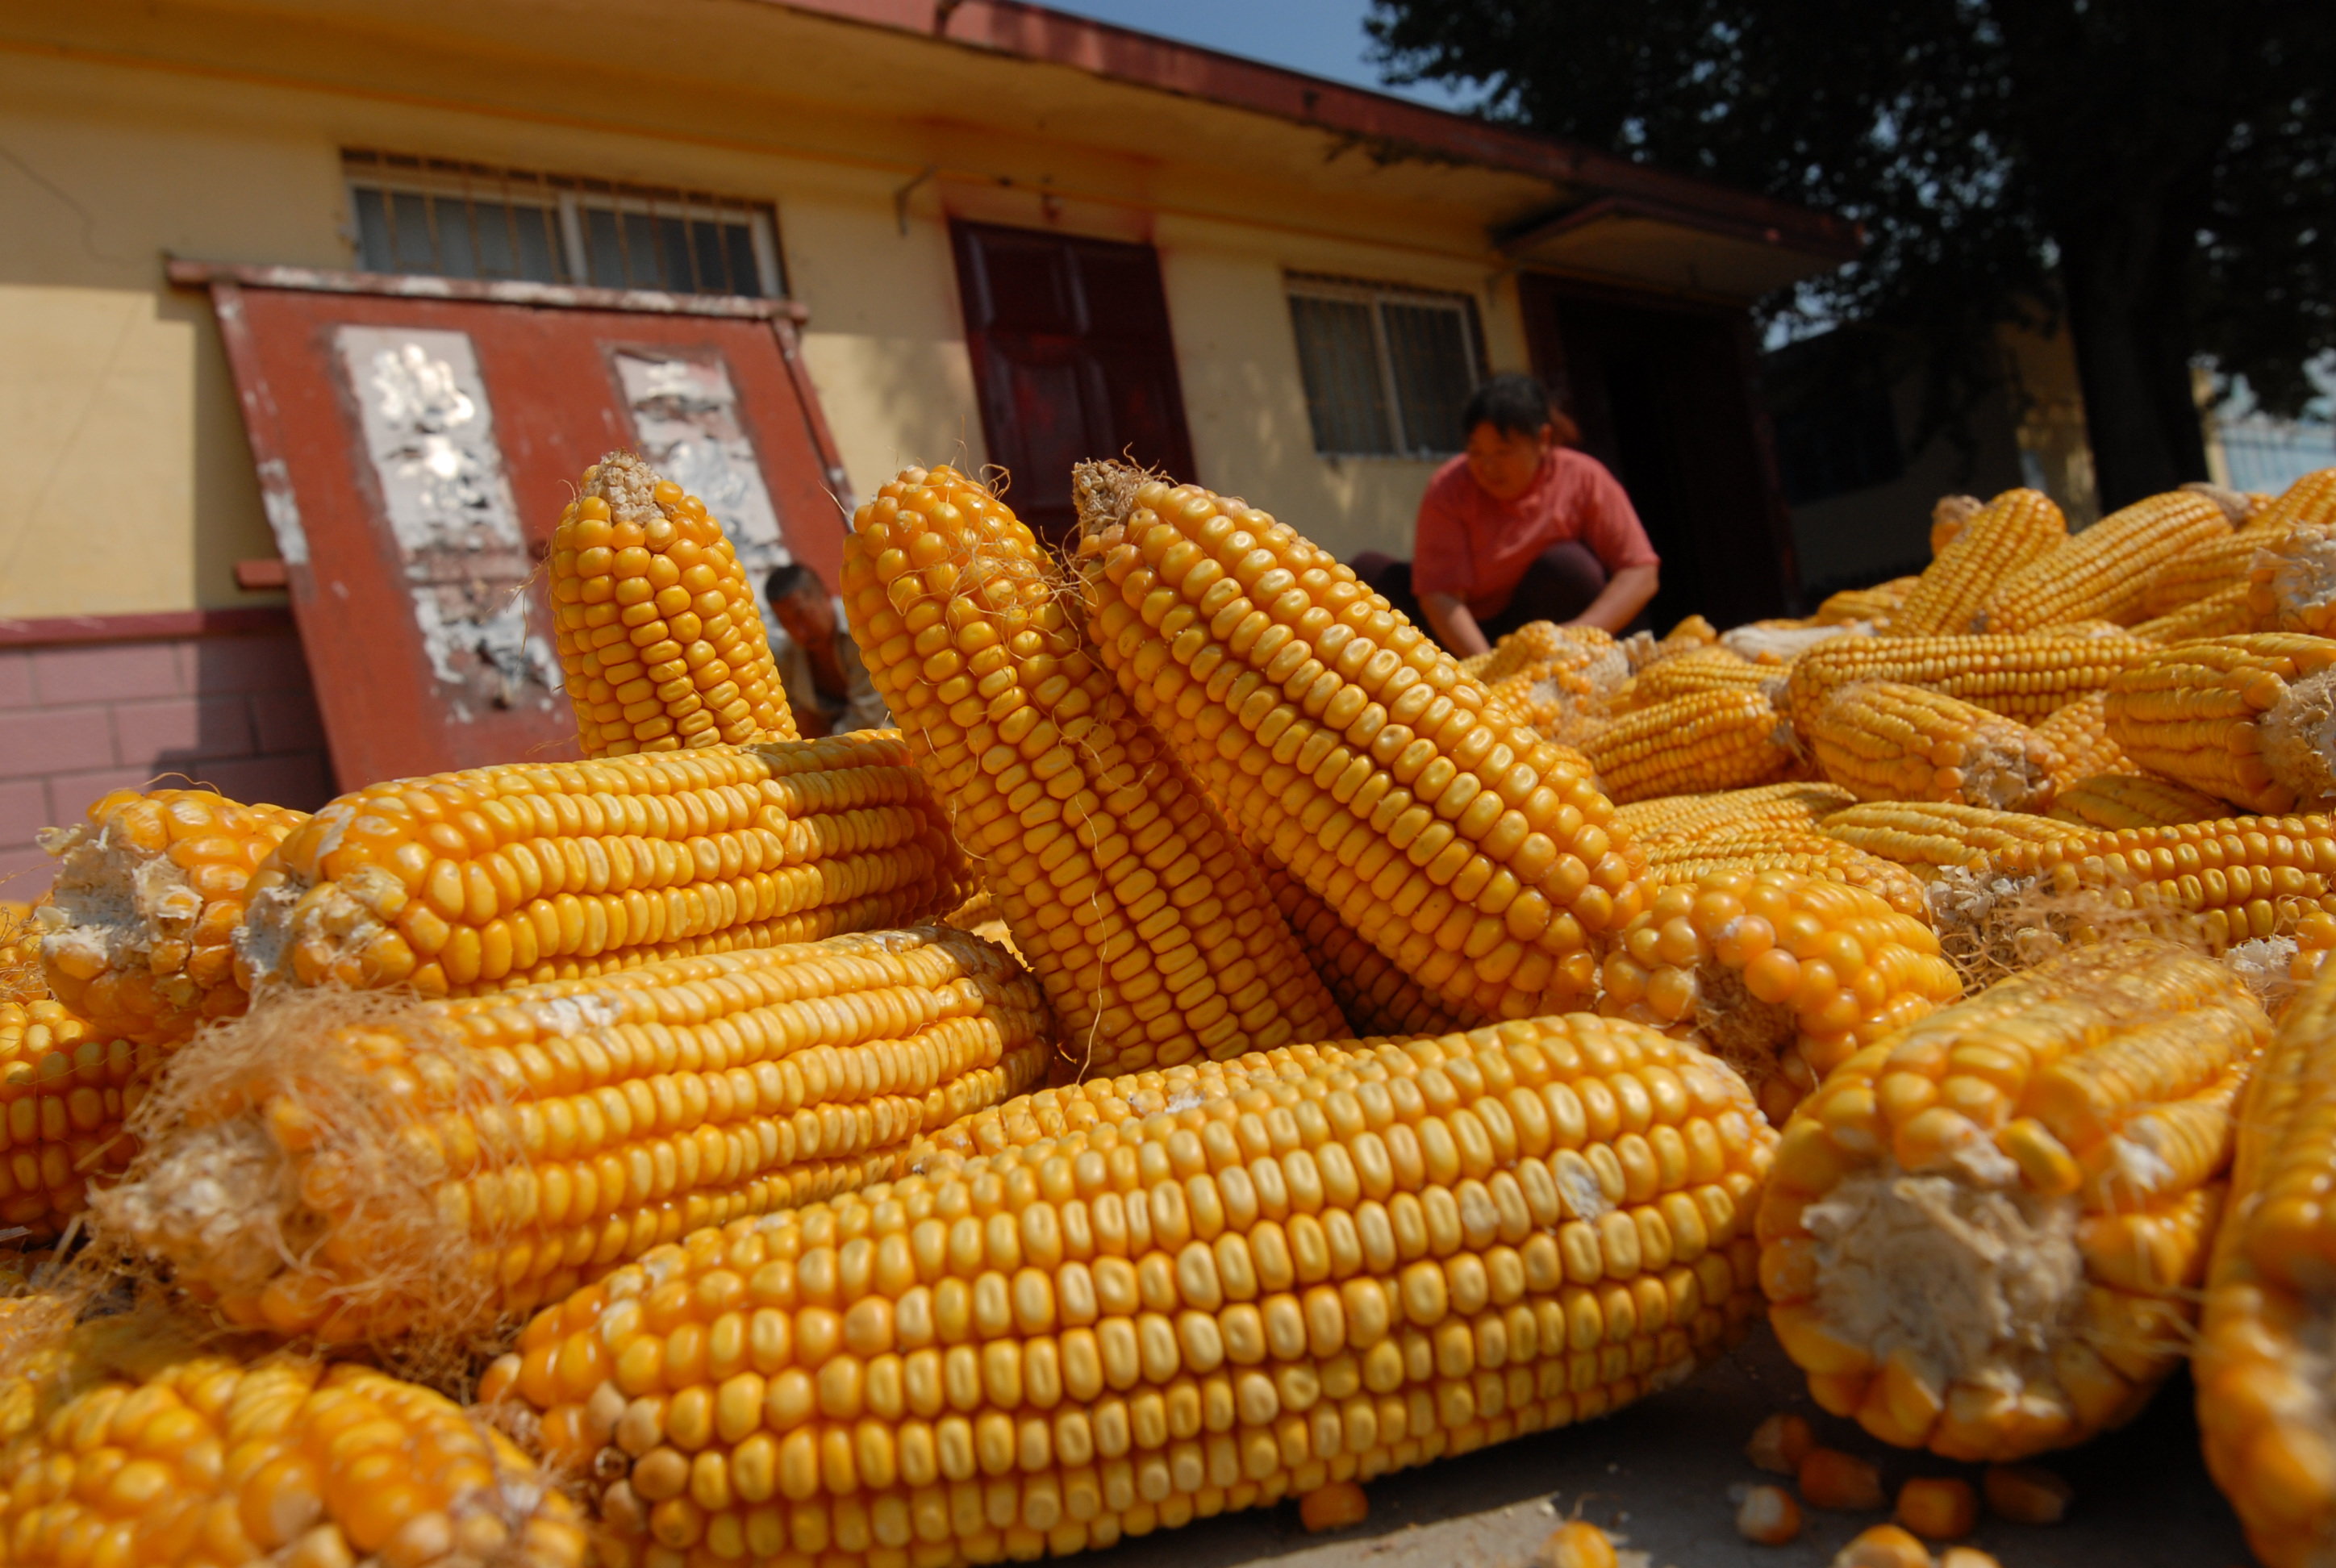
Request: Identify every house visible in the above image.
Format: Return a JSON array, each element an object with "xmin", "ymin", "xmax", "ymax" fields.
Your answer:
[{"xmin": 0, "ymin": 0, "xmax": 1857, "ymax": 893}]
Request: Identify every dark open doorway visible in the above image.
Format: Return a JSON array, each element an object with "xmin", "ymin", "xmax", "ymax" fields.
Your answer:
[
  {"xmin": 949, "ymin": 221, "xmax": 1198, "ymax": 548},
  {"xmin": 1520, "ymin": 277, "xmax": 1797, "ymax": 629}
]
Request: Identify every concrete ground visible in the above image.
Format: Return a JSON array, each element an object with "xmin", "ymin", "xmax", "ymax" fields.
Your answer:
[{"xmin": 1101, "ymin": 1328, "xmax": 2251, "ymax": 1568}]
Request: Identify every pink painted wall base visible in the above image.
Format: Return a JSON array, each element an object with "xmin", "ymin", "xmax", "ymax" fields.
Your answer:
[{"xmin": 0, "ymin": 611, "xmax": 336, "ymax": 901}]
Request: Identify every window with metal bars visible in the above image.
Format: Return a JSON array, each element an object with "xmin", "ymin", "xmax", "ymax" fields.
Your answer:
[
  {"xmin": 343, "ymin": 150, "xmax": 785, "ymax": 298},
  {"xmin": 1287, "ymin": 277, "xmax": 1483, "ymax": 458}
]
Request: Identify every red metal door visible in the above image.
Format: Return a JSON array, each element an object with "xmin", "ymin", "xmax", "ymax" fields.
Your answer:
[
  {"xmin": 950, "ymin": 223, "xmax": 1197, "ymax": 546},
  {"xmin": 182, "ymin": 264, "xmax": 849, "ymax": 792}
]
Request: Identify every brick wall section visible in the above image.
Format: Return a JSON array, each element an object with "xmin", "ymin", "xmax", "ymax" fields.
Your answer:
[{"xmin": 0, "ymin": 628, "xmax": 337, "ymax": 900}]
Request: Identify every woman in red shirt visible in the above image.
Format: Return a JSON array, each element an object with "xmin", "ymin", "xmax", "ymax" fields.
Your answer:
[{"xmin": 1353, "ymin": 375, "xmax": 1662, "ymax": 658}]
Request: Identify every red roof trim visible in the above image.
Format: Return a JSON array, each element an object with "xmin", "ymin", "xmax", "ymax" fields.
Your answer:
[{"xmin": 768, "ymin": 0, "xmax": 1857, "ymax": 257}]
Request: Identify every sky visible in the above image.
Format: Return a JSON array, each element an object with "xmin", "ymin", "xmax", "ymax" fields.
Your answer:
[{"xmin": 1031, "ymin": 1, "xmax": 1475, "ymax": 110}]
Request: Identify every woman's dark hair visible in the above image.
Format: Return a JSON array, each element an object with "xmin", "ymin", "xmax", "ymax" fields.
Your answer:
[
  {"xmin": 1462, "ymin": 373, "xmax": 1579, "ymax": 447},
  {"xmin": 763, "ymin": 561, "xmax": 820, "ymax": 605}
]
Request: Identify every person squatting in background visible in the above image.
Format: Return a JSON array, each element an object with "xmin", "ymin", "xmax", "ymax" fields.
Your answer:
[
  {"xmin": 1352, "ymin": 373, "xmax": 1662, "ymax": 657},
  {"xmin": 763, "ymin": 561, "xmax": 891, "ymax": 736}
]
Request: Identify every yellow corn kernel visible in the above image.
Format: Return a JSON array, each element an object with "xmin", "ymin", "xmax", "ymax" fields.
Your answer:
[
  {"xmin": 1737, "ymin": 1483, "xmax": 1804, "ymax": 1544},
  {"xmin": 1585, "ymin": 690, "xmax": 1798, "ymax": 803},
  {"xmin": 2133, "ymin": 580, "xmax": 2261, "ymax": 642},
  {"xmin": 1798, "ymin": 1447, "xmax": 1884, "ymax": 1510},
  {"xmin": 1073, "ymin": 461, "xmax": 1650, "ymax": 1024},
  {"xmin": 1980, "ymin": 1462, "xmax": 2071, "ymax": 1524},
  {"xmin": 1804, "ymin": 682, "xmax": 2062, "ymax": 811},
  {"xmin": 238, "ymin": 736, "xmax": 967, "ymax": 999},
  {"xmin": 1541, "ymin": 1520, "xmax": 1620, "ymax": 1568},
  {"xmin": 93, "ymin": 927, "xmax": 1052, "ymax": 1345},
  {"xmin": 500, "ymin": 1013, "xmax": 1779, "ymax": 1563},
  {"xmin": 36, "ymin": 789, "xmax": 305, "ymax": 1044},
  {"xmin": 2104, "ymin": 632, "xmax": 2336, "ymax": 814},
  {"xmin": 1981, "ymin": 490, "xmax": 2234, "ymax": 632},
  {"xmin": 844, "ymin": 465, "xmax": 1347, "ymax": 1073},
  {"xmin": 547, "ymin": 450, "xmax": 797, "ymax": 754},
  {"xmin": 0, "ymin": 1002, "xmax": 156, "ymax": 1241},
  {"xmin": 1896, "ymin": 1475, "xmax": 1976, "ymax": 1538},
  {"xmin": 1894, "ymin": 488, "xmax": 2067, "ymax": 636},
  {"xmin": 1299, "ymin": 1480, "xmax": 1368, "ymax": 1531},
  {"xmin": 1832, "ymin": 1523, "xmax": 1931, "ymax": 1568},
  {"xmin": 0, "ymin": 1324, "xmax": 588, "ymax": 1567},
  {"xmin": 1749, "ymin": 1411, "xmax": 1816, "ymax": 1474},
  {"xmin": 1762, "ymin": 938, "xmax": 2267, "ymax": 1462}
]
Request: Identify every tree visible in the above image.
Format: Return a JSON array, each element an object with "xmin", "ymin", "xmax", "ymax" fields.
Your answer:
[{"xmin": 1367, "ymin": 1, "xmax": 2336, "ymax": 510}]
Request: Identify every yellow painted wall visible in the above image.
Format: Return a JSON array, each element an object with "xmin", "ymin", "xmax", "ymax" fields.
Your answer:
[{"xmin": 0, "ymin": 23, "xmax": 1531, "ymax": 619}]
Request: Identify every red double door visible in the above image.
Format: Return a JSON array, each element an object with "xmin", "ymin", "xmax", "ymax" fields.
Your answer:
[{"xmin": 950, "ymin": 222, "xmax": 1198, "ymax": 548}]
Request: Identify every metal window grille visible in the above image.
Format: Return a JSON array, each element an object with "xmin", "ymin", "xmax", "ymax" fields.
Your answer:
[
  {"xmin": 343, "ymin": 149, "xmax": 785, "ymax": 298},
  {"xmin": 1287, "ymin": 277, "xmax": 1483, "ymax": 457}
]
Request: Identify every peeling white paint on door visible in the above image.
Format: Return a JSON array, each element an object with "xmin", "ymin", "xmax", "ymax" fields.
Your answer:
[
  {"xmin": 615, "ymin": 348, "xmax": 790, "ymax": 577},
  {"xmin": 336, "ymin": 326, "xmax": 561, "ymax": 715}
]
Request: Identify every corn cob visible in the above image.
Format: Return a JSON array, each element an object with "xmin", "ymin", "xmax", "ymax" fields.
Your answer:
[
  {"xmin": 1581, "ymin": 690, "xmax": 1796, "ymax": 805},
  {"xmin": 1784, "ymin": 634, "xmax": 2149, "ymax": 724},
  {"xmin": 35, "ymin": 790, "xmax": 304, "ymax": 1045},
  {"xmin": 2049, "ymin": 774, "xmax": 2231, "ymax": 830},
  {"xmin": 237, "ymin": 736, "xmax": 967, "ymax": 1001},
  {"xmin": 1611, "ymin": 648, "xmax": 1778, "ymax": 714},
  {"xmin": 494, "ymin": 1015, "xmax": 1777, "ymax": 1565},
  {"xmin": 916, "ymin": 1035, "xmax": 1377, "ymax": 1163},
  {"xmin": 2104, "ymin": 633, "xmax": 2336, "ymax": 813},
  {"xmin": 2132, "ymin": 581, "xmax": 2259, "ymax": 642},
  {"xmin": 1930, "ymin": 495, "xmax": 1984, "ymax": 556},
  {"xmin": 1483, "ymin": 659, "xmax": 1625, "ymax": 749},
  {"xmin": 843, "ymin": 467, "xmax": 1346, "ymax": 1075},
  {"xmin": 0, "ymin": 1320, "xmax": 590, "ymax": 1566},
  {"xmin": 2031, "ymin": 690, "xmax": 2130, "ymax": 788},
  {"xmin": 1804, "ymin": 682, "xmax": 2062, "ymax": 812},
  {"xmin": 0, "ymin": 903, "xmax": 38, "ymax": 1007},
  {"xmin": 549, "ymin": 451, "xmax": 797, "ymax": 755},
  {"xmin": 2142, "ymin": 516, "xmax": 2285, "ymax": 619},
  {"xmin": 1461, "ymin": 623, "xmax": 1629, "ymax": 691},
  {"xmin": 1761, "ymin": 938, "xmax": 2268, "ymax": 1460},
  {"xmin": 95, "ymin": 927, "xmax": 1051, "ymax": 1345},
  {"xmin": 2243, "ymin": 469, "xmax": 2336, "ymax": 636},
  {"xmin": 1973, "ymin": 814, "xmax": 2336, "ymax": 953},
  {"xmin": 1599, "ymin": 869, "xmax": 1963, "ymax": 1124},
  {"xmin": 1979, "ymin": 490, "xmax": 2233, "ymax": 632},
  {"xmin": 1893, "ymin": 489, "xmax": 2067, "ymax": 636},
  {"xmin": 1072, "ymin": 463, "xmax": 1648, "ymax": 1024},
  {"xmin": 0, "ymin": 1000, "xmax": 155, "ymax": 1240},
  {"xmin": 1817, "ymin": 802, "xmax": 2075, "ymax": 874},
  {"xmin": 1613, "ymin": 782, "xmax": 1856, "ymax": 846},
  {"xmin": 2198, "ymin": 953, "xmax": 2336, "ymax": 1566},
  {"xmin": 1814, "ymin": 577, "xmax": 1920, "ymax": 628},
  {"xmin": 1636, "ymin": 832, "xmax": 1929, "ymax": 920},
  {"xmin": 1258, "ymin": 861, "xmax": 1468, "ymax": 1039}
]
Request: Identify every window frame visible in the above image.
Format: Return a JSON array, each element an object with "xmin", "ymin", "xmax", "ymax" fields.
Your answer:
[
  {"xmin": 1285, "ymin": 273, "xmax": 1486, "ymax": 460},
  {"xmin": 342, "ymin": 150, "xmax": 786, "ymax": 300}
]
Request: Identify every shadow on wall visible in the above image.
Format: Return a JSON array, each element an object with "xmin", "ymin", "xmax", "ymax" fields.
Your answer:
[{"xmin": 0, "ymin": 626, "xmax": 337, "ymax": 900}]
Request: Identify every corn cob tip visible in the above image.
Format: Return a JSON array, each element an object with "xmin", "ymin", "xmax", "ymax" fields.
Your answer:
[{"xmin": 2256, "ymin": 665, "xmax": 2336, "ymax": 810}]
